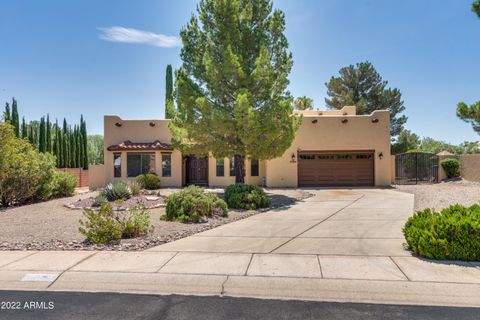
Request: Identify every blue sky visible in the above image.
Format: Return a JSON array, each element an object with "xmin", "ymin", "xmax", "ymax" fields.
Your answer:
[{"xmin": 0, "ymin": 0, "xmax": 479, "ymax": 144}]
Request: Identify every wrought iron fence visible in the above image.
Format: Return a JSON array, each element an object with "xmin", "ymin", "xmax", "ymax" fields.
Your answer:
[{"xmin": 395, "ymin": 152, "xmax": 439, "ymax": 184}]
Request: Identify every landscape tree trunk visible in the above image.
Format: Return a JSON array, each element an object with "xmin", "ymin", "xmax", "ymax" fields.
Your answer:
[{"xmin": 234, "ymin": 154, "xmax": 246, "ymax": 184}]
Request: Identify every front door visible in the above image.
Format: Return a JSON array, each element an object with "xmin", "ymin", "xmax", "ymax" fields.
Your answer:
[{"xmin": 186, "ymin": 156, "xmax": 208, "ymax": 186}]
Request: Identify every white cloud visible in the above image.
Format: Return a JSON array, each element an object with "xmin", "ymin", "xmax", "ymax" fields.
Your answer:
[{"xmin": 98, "ymin": 26, "xmax": 181, "ymax": 48}]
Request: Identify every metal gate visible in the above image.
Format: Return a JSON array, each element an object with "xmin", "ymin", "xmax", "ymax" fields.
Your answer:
[{"xmin": 395, "ymin": 152, "xmax": 439, "ymax": 184}]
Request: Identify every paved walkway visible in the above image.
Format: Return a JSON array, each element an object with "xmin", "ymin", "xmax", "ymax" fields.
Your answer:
[{"xmin": 1, "ymin": 189, "xmax": 480, "ymax": 307}]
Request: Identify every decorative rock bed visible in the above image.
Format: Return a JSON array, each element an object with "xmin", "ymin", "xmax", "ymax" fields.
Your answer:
[{"xmin": 65, "ymin": 194, "xmax": 165, "ymax": 210}]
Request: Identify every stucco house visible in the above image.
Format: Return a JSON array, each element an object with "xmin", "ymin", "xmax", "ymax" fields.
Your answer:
[{"xmin": 90, "ymin": 106, "xmax": 391, "ymax": 188}]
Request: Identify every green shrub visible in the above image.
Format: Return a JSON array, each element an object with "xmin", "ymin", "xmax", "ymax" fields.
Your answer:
[
  {"xmin": 224, "ymin": 183, "xmax": 271, "ymax": 210},
  {"xmin": 101, "ymin": 182, "xmax": 132, "ymax": 201},
  {"xmin": 129, "ymin": 180, "xmax": 141, "ymax": 196},
  {"xmin": 79, "ymin": 203, "xmax": 153, "ymax": 244},
  {"xmin": 440, "ymin": 158, "xmax": 460, "ymax": 178},
  {"xmin": 136, "ymin": 173, "xmax": 161, "ymax": 190},
  {"xmin": 92, "ymin": 194, "xmax": 108, "ymax": 207},
  {"xmin": 51, "ymin": 172, "xmax": 78, "ymax": 197},
  {"xmin": 0, "ymin": 123, "xmax": 58, "ymax": 206},
  {"xmin": 403, "ymin": 204, "xmax": 480, "ymax": 261},
  {"xmin": 79, "ymin": 203, "xmax": 122, "ymax": 244},
  {"xmin": 165, "ymin": 185, "xmax": 228, "ymax": 222}
]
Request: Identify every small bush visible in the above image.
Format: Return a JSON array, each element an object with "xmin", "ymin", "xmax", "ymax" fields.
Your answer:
[
  {"xmin": 101, "ymin": 182, "xmax": 132, "ymax": 201},
  {"xmin": 136, "ymin": 173, "xmax": 161, "ymax": 190},
  {"xmin": 403, "ymin": 204, "xmax": 480, "ymax": 261},
  {"xmin": 224, "ymin": 183, "xmax": 271, "ymax": 210},
  {"xmin": 440, "ymin": 158, "xmax": 460, "ymax": 179},
  {"xmin": 129, "ymin": 180, "xmax": 141, "ymax": 196},
  {"xmin": 51, "ymin": 172, "xmax": 78, "ymax": 197},
  {"xmin": 79, "ymin": 203, "xmax": 122, "ymax": 244},
  {"xmin": 92, "ymin": 194, "xmax": 108, "ymax": 207},
  {"xmin": 79, "ymin": 203, "xmax": 153, "ymax": 244},
  {"xmin": 165, "ymin": 185, "xmax": 228, "ymax": 222}
]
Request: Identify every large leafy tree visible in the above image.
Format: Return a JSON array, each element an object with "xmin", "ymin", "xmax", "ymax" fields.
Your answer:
[
  {"xmin": 171, "ymin": 0, "xmax": 300, "ymax": 183},
  {"xmin": 87, "ymin": 135, "xmax": 104, "ymax": 165},
  {"xmin": 457, "ymin": 101, "xmax": 480, "ymax": 135},
  {"xmin": 293, "ymin": 96, "xmax": 313, "ymax": 110},
  {"xmin": 165, "ymin": 64, "xmax": 175, "ymax": 119},
  {"xmin": 325, "ymin": 61, "xmax": 407, "ymax": 137}
]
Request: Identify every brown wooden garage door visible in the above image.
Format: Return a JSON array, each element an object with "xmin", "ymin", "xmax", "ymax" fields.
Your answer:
[{"xmin": 298, "ymin": 151, "xmax": 374, "ymax": 187}]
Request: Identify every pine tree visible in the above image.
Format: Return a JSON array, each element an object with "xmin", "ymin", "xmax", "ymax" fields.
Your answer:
[
  {"xmin": 11, "ymin": 98, "xmax": 20, "ymax": 137},
  {"xmin": 170, "ymin": 0, "xmax": 300, "ymax": 183},
  {"xmin": 3, "ymin": 102, "xmax": 11, "ymax": 123},
  {"xmin": 457, "ymin": 101, "xmax": 480, "ymax": 135},
  {"xmin": 46, "ymin": 114, "xmax": 52, "ymax": 153},
  {"xmin": 39, "ymin": 117, "xmax": 46, "ymax": 152},
  {"xmin": 325, "ymin": 61, "xmax": 407, "ymax": 137},
  {"xmin": 293, "ymin": 96, "xmax": 313, "ymax": 110},
  {"xmin": 21, "ymin": 117, "xmax": 27, "ymax": 139},
  {"xmin": 165, "ymin": 64, "xmax": 175, "ymax": 119}
]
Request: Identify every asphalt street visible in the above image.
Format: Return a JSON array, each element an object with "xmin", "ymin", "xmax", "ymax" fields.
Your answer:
[{"xmin": 0, "ymin": 291, "xmax": 478, "ymax": 320}]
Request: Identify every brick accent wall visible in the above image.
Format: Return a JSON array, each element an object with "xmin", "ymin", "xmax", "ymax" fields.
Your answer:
[{"xmin": 57, "ymin": 168, "xmax": 89, "ymax": 188}]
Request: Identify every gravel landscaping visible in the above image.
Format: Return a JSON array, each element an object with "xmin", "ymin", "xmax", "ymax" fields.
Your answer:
[
  {"xmin": 0, "ymin": 188, "xmax": 311, "ymax": 251},
  {"xmin": 394, "ymin": 179, "xmax": 480, "ymax": 211}
]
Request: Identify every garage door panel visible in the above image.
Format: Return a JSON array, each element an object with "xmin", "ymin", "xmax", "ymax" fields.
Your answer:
[{"xmin": 298, "ymin": 152, "xmax": 374, "ymax": 187}]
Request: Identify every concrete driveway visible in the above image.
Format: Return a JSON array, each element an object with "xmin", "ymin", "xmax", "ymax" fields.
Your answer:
[
  {"xmin": 3, "ymin": 188, "xmax": 480, "ymax": 307},
  {"xmin": 148, "ymin": 188, "xmax": 413, "ymax": 256}
]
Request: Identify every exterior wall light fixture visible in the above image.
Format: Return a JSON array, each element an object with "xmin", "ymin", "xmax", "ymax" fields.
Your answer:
[
  {"xmin": 372, "ymin": 118, "xmax": 379, "ymax": 123},
  {"xmin": 341, "ymin": 118, "xmax": 348, "ymax": 124},
  {"xmin": 290, "ymin": 153, "xmax": 297, "ymax": 163},
  {"xmin": 378, "ymin": 152, "xmax": 384, "ymax": 159},
  {"xmin": 115, "ymin": 122, "xmax": 122, "ymax": 127},
  {"xmin": 149, "ymin": 122, "xmax": 156, "ymax": 127},
  {"xmin": 312, "ymin": 119, "xmax": 318, "ymax": 124}
]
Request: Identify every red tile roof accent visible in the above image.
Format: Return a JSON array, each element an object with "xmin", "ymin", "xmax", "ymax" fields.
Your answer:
[{"xmin": 107, "ymin": 140, "xmax": 173, "ymax": 151}]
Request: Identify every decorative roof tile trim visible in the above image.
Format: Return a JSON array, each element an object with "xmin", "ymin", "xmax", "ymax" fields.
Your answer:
[{"xmin": 107, "ymin": 140, "xmax": 173, "ymax": 151}]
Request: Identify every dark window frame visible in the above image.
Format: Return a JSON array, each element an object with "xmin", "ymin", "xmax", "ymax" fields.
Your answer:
[
  {"xmin": 216, "ymin": 159, "xmax": 224, "ymax": 177},
  {"xmin": 113, "ymin": 153, "xmax": 121, "ymax": 177},
  {"xmin": 162, "ymin": 153, "xmax": 172, "ymax": 177},
  {"xmin": 250, "ymin": 159, "xmax": 259, "ymax": 176},
  {"xmin": 127, "ymin": 152, "xmax": 155, "ymax": 178}
]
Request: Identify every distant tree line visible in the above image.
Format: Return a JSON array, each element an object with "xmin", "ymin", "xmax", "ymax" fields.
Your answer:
[{"xmin": 2, "ymin": 98, "xmax": 88, "ymax": 169}]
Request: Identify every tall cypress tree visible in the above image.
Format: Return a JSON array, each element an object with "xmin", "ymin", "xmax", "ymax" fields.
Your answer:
[
  {"xmin": 39, "ymin": 117, "xmax": 46, "ymax": 152},
  {"xmin": 28, "ymin": 123, "xmax": 35, "ymax": 145},
  {"xmin": 56, "ymin": 120, "xmax": 64, "ymax": 167},
  {"xmin": 46, "ymin": 114, "xmax": 52, "ymax": 153},
  {"xmin": 62, "ymin": 118, "xmax": 69, "ymax": 168},
  {"xmin": 165, "ymin": 64, "xmax": 175, "ymax": 119},
  {"xmin": 11, "ymin": 98, "xmax": 20, "ymax": 137},
  {"xmin": 21, "ymin": 117, "xmax": 27, "ymax": 139},
  {"xmin": 80, "ymin": 115, "xmax": 88, "ymax": 169},
  {"xmin": 69, "ymin": 126, "xmax": 76, "ymax": 167},
  {"xmin": 4, "ymin": 102, "xmax": 10, "ymax": 123},
  {"xmin": 75, "ymin": 126, "xmax": 81, "ymax": 168}
]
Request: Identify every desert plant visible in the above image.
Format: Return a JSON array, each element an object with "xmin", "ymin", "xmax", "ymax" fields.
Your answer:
[
  {"xmin": 165, "ymin": 185, "xmax": 228, "ymax": 222},
  {"xmin": 440, "ymin": 158, "xmax": 460, "ymax": 179},
  {"xmin": 224, "ymin": 184, "xmax": 271, "ymax": 210},
  {"xmin": 79, "ymin": 203, "xmax": 153, "ymax": 244},
  {"xmin": 403, "ymin": 204, "xmax": 480, "ymax": 261},
  {"xmin": 92, "ymin": 194, "xmax": 108, "ymax": 207},
  {"xmin": 51, "ymin": 172, "xmax": 78, "ymax": 197},
  {"xmin": 101, "ymin": 182, "xmax": 132, "ymax": 201},
  {"xmin": 129, "ymin": 180, "xmax": 141, "ymax": 196},
  {"xmin": 118, "ymin": 205, "xmax": 153, "ymax": 238},
  {"xmin": 136, "ymin": 173, "xmax": 161, "ymax": 190},
  {"xmin": 79, "ymin": 203, "xmax": 122, "ymax": 244}
]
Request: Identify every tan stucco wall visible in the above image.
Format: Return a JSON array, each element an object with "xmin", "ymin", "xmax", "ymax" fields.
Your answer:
[
  {"xmin": 103, "ymin": 116, "xmax": 182, "ymax": 187},
  {"xmin": 89, "ymin": 164, "xmax": 106, "ymax": 189},
  {"xmin": 294, "ymin": 106, "xmax": 356, "ymax": 117},
  {"xmin": 459, "ymin": 154, "xmax": 480, "ymax": 182},
  {"xmin": 265, "ymin": 109, "xmax": 391, "ymax": 187}
]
